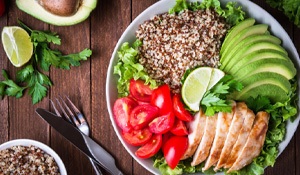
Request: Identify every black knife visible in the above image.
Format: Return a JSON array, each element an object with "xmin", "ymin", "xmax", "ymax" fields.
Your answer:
[{"xmin": 35, "ymin": 108, "xmax": 123, "ymax": 175}]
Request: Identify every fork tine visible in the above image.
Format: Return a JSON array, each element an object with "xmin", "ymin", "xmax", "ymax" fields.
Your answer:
[
  {"xmin": 50, "ymin": 99, "xmax": 62, "ymax": 117},
  {"xmin": 58, "ymin": 96, "xmax": 81, "ymax": 127},
  {"xmin": 65, "ymin": 96, "xmax": 87, "ymax": 125}
]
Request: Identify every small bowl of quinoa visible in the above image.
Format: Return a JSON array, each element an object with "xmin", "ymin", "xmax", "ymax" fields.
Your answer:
[{"xmin": 0, "ymin": 139, "xmax": 67, "ymax": 175}]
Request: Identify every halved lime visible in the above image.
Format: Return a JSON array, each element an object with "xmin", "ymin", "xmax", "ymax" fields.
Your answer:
[
  {"xmin": 181, "ymin": 67, "xmax": 225, "ymax": 111},
  {"xmin": 1, "ymin": 26, "xmax": 33, "ymax": 67}
]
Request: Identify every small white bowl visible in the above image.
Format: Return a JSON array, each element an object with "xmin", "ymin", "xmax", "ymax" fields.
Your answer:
[{"xmin": 0, "ymin": 139, "xmax": 67, "ymax": 175}]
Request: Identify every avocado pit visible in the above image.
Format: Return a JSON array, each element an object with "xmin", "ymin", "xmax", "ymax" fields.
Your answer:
[{"xmin": 38, "ymin": 0, "xmax": 81, "ymax": 16}]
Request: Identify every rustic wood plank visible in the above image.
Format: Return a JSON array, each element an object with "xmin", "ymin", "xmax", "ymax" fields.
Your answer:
[
  {"xmin": 49, "ymin": 18, "xmax": 92, "ymax": 174},
  {"xmin": 90, "ymin": 0, "xmax": 132, "ymax": 174}
]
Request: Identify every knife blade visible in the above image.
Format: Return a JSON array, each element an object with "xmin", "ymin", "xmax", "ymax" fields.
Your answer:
[{"xmin": 35, "ymin": 108, "xmax": 123, "ymax": 175}]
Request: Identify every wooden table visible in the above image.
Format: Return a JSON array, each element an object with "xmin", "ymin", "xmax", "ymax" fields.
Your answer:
[{"xmin": 0, "ymin": 0, "xmax": 299, "ymax": 175}]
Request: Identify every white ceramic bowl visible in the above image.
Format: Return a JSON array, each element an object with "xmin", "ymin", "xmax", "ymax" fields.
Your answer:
[
  {"xmin": 106, "ymin": 0, "xmax": 300, "ymax": 174},
  {"xmin": 0, "ymin": 139, "xmax": 67, "ymax": 175}
]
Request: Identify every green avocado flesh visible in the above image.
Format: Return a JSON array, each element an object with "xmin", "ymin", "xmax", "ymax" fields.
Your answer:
[
  {"xmin": 16, "ymin": 0, "xmax": 97, "ymax": 26},
  {"xmin": 221, "ymin": 34, "xmax": 282, "ymax": 70},
  {"xmin": 220, "ymin": 18, "xmax": 256, "ymax": 55},
  {"xmin": 234, "ymin": 79, "xmax": 289, "ymax": 103}
]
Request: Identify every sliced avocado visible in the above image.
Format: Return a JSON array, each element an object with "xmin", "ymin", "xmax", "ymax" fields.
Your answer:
[
  {"xmin": 220, "ymin": 24, "xmax": 268, "ymax": 64},
  {"xmin": 220, "ymin": 18, "xmax": 256, "ymax": 55},
  {"xmin": 232, "ymin": 58, "xmax": 296, "ymax": 80},
  {"xmin": 234, "ymin": 79, "xmax": 289, "ymax": 103},
  {"xmin": 228, "ymin": 49, "xmax": 289, "ymax": 74},
  {"xmin": 239, "ymin": 72, "xmax": 291, "ymax": 92},
  {"xmin": 16, "ymin": 0, "xmax": 97, "ymax": 26},
  {"xmin": 221, "ymin": 34, "xmax": 282, "ymax": 70}
]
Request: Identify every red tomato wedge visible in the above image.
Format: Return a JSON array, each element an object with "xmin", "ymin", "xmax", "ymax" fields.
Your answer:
[
  {"xmin": 122, "ymin": 128, "xmax": 152, "ymax": 146},
  {"xmin": 130, "ymin": 104, "xmax": 159, "ymax": 130},
  {"xmin": 135, "ymin": 134, "xmax": 162, "ymax": 159},
  {"xmin": 148, "ymin": 112, "xmax": 175, "ymax": 134},
  {"xmin": 130, "ymin": 79, "xmax": 153, "ymax": 102},
  {"xmin": 113, "ymin": 97, "xmax": 137, "ymax": 132},
  {"xmin": 173, "ymin": 93, "xmax": 193, "ymax": 121},
  {"xmin": 170, "ymin": 119, "xmax": 188, "ymax": 136},
  {"xmin": 163, "ymin": 136, "xmax": 188, "ymax": 169},
  {"xmin": 151, "ymin": 84, "xmax": 173, "ymax": 115}
]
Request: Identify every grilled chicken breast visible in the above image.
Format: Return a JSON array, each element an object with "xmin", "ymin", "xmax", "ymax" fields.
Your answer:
[
  {"xmin": 191, "ymin": 113, "xmax": 218, "ymax": 166},
  {"xmin": 224, "ymin": 108, "xmax": 256, "ymax": 168},
  {"xmin": 202, "ymin": 102, "xmax": 236, "ymax": 171},
  {"xmin": 181, "ymin": 110, "xmax": 206, "ymax": 160},
  {"xmin": 227, "ymin": 111, "xmax": 269, "ymax": 173},
  {"xmin": 214, "ymin": 102, "xmax": 248, "ymax": 171}
]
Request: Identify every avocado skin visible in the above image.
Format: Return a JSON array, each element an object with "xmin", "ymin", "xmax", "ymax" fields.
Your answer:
[{"xmin": 16, "ymin": 0, "xmax": 97, "ymax": 26}]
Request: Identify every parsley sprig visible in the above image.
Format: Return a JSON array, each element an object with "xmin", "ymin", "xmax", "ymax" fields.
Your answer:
[
  {"xmin": 0, "ymin": 20, "xmax": 92, "ymax": 104},
  {"xmin": 200, "ymin": 75, "xmax": 244, "ymax": 116}
]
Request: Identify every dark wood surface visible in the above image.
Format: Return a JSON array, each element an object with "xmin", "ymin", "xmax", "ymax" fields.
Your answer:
[{"xmin": 0, "ymin": 0, "xmax": 299, "ymax": 175}]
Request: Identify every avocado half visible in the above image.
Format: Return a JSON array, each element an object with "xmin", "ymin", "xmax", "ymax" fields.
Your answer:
[{"xmin": 16, "ymin": 0, "xmax": 97, "ymax": 26}]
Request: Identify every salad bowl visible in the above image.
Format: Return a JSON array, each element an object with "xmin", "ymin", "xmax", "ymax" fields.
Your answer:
[{"xmin": 106, "ymin": 0, "xmax": 300, "ymax": 174}]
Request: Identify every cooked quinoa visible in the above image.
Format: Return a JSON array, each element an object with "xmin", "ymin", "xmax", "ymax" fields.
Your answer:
[
  {"xmin": 136, "ymin": 9, "xmax": 229, "ymax": 92},
  {"xmin": 0, "ymin": 145, "xmax": 60, "ymax": 175}
]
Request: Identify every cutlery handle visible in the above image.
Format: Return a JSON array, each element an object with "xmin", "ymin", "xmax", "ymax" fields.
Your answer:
[{"xmin": 90, "ymin": 158, "xmax": 103, "ymax": 175}]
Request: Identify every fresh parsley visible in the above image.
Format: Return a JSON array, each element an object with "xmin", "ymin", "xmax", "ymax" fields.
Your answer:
[
  {"xmin": 200, "ymin": 75, "xmax": 244, "ymax": 116},
  {"xmin": 0, "ymin": 20, "xmax": 92, "ymax": 104}
]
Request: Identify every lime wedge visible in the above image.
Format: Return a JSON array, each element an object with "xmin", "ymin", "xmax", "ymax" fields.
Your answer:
[
  {"xmin": 1, "ymin": 26, "xmax": 33, "ymax": 67},
  {"xmin": 181, "ymin": 67, "xmax": 225, "ymax": 111}
]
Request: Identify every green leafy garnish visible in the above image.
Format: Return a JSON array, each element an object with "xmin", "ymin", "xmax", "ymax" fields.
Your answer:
[
  {"xmin": 0, "ymin": 20, "xmax": 92, "ymax": 104},
  {"xmin": 114, "ymin": 40, "xmax": 158, "ymax": 97},
  {"xmin": 200, "ymin": 75, "xmax": 243, "ymax": 116},
  {"xmin": 169, "ymin": 0, "xmax": 245, "ymax": 26}
]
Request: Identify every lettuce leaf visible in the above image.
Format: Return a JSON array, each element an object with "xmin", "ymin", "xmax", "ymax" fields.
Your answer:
[
  {"xmin": 114, "ymin": 40, "xmax": 157, "ymax": 97},
  {"xmin": 169, "ymin": 0, "xmax": 245, "ymax": 26},
  {"xmin": 266, "ymin": 0, "xmax": 300, "ymax": 28}
]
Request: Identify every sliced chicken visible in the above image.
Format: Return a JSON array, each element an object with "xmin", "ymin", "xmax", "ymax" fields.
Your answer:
[
  {"xmin": 227, "ymin": 111, "xmax": 269, "ymax": 173},
  {"xmin": 202, "ymin": 102, "xmax": 236, "ymax": 171},
  {"xmin": 214, "ymin": 102, "xmax": 248, "ymax": 171},
  {"xmin": 224, "ymin": 108, "xmax": 256, "ymax": 169},
  {"xmin": 181, "ymin": 110, "xmax": 206, "ymax": 160},
  {"xmin": 191, "ymin": 113, "xmax": 218, "ymax": 166}
]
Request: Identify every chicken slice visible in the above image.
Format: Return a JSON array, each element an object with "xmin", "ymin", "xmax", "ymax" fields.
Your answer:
[
  {"xmin": 181, "ymin": 110, "xmax": 206, "ymax": 160},
  {"xmin": 202, "ymin": 102, "xmax": 236, "ymax": 171},
  {"xmin": 227, "ymin": 111, "xmax": 269, "ymax": 173},
  {"xmin": 224, "ymin": 108, "xmax": 256, "ymax": 169},
  {"xmin": 214, "ymin": 102, "xmax": 248, "ymax": 171},
  {"xmin": 191, "ymin": 113, "xmax": 218, "ymax": 166}
]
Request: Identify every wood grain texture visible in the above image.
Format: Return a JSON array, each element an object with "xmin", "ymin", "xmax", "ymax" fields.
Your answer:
[{"xmin": 0, "ymin": 0, "xmax": 299, "ymax": 175}]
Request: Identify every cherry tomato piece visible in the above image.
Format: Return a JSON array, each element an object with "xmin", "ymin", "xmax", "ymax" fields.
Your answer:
[
  {"xmin": 113, "ymin": 97, "xmax": 138, "ymax": 132},
  {"xmin": 170, "ymin": 119, "xmax": 188, "ymax": 136},
  {"xmin": 163, "ymin": 136, "xmax": 188, "ymax": 169},
  {"xmin": 0, "ymin": 0, "xmax": 5, "ymax": 17},
  {"xmin": 148, "ymin": 112, "xmax": 175, "ymax": 134},
  {"xmin": 135, "ymin": 134, "xmax": 162, "ymax": 159},
  {"xmin": 173, "ymin": 93, "xmax": 193, "ymax": 122},
  {"xmin": 130, "ymin": 104, "xmax": 159, "ymax": 130},
  {"xmin": 130, "ymin": 79, "xmax": 153, "ymax": 102},
  {"xmin": 151, "ymin": 84, "xmax": 173, "ymax": 115},
  {"xmin": 122, "ymin": 128, "xmax": 152, "ymax": 146}
]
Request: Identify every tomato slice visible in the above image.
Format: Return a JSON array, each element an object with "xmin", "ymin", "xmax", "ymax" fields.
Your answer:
[
  {"xmin": 163, "ymin": 136, "xmax": 188, "ymax": 169},
  {"xmin": 130, "ymin": 79, "xmax": 153, "ymax": 102},
  {"xmin": 135, "ymin": 134, "xmax": 162, "ymax": 159},
  {"xmin": 148, "ymin": 112, "xmax": 175, "ymax": 134},
  {"xmin": 122, "ymin": 128, "xmax": 152, "ymax": 146},
  {"xmin": 170, "ymin": 119, "xmax": 188, "ymax": 136},
  {"xmin": 113, "ymin": 97, "xmax": 137, "ymax": 132},
  {"xmin": 151, "ymin": 84, "xmax": 173, "ymax": 115},
  {"xmin": 173, "ymin": 93, "xmax": 193, "ymax": 122},
  {"xmin": 130, "ymin": 104, "xmax": 159, "ymax": 130}
]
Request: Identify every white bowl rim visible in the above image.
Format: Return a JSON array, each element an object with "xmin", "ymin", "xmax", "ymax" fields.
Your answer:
[{"xmin": 0, "ymin": 139, "xmax": 67, "ymax": 175}]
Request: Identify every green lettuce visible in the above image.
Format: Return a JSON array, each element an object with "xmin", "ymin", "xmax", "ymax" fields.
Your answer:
[
  {"xmin": 169, "ymin": 0, "xmax": 245, "ymax": 26},
  {"xmin": 114, "ymin": 40, "xmax": 157, "ymax": 97}
]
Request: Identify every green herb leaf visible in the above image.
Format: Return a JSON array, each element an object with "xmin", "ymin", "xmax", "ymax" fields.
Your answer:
[{"xmin": 0, "ymin": 70, "xmax": 26, "ymax": 98}]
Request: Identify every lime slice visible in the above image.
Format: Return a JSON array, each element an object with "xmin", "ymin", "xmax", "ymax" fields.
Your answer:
[
  {"xmin": 181, "ymin": 67, "xmax": 225, "ymax": 111},
  {"xmin": 1, "ymin": 26, "xmax": 33, "ymax": 67}
]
